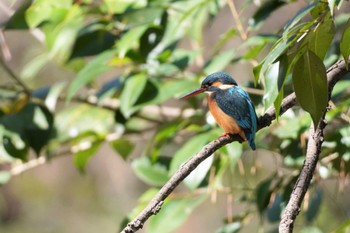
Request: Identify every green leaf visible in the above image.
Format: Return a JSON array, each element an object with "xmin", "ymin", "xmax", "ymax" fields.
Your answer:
[
  {"xmin": 103, "ymin": 0, "xmax": 147, "ymax": 15},
  {"xmin": 127, "ymin": 188, "xmax": 160, "ymax": 220},
  {"xmin": 212, "ymin": 28, "xmax": 237, "ymax": 54},
  {"xmin": 256, "ymin": 176, "xmax": 273, "ymax": 213},
  {"xmin": 184, "ymin": 155, "xmax": 213, "ymax": 190},
  {"xmin": 147, "ymin": 194, "xmax": 208, "ymax": 233},
  {"xmin": 55, "ymin": 104, "xmax": 114, "ymax": 141},
  {"xmin": 67, "ymin": 50, "xmax": 115, "ymax": 101},
  {"xmin": 73, "ymin": 139, "xmax": 102, "ymax": 172},
  {"xmin": 133, "ymin": 79, "xmax": 159, "ymax": 107},
  {"xmin": 339, "ymin": 126, "xmax": 350, "ymax": 147},
  {"xmin": 169, "ymin": 133, "xmax": 214, "ymax": 175},
  {"xmin": 292, "ymin": 50, "xmax": 328, "ymax": 127},
  {"xmin": 70, "ymin": 22, "xmax": 118, "ymax": 59},
  {"xmin": 45, "ymin": 82, "xmax": 67, "ymax": 112},
  {"xmin": 157, "ymin": 80, "xmax": 198, "ymax": 103},
  {"xmin": 2, "ymin": 135, "xmax": 28, "ymax": 161},
  {"xmin": 140, "ymin": 26, "xmax": 166, "ymax": 57},
  {"xmin": 150, "ymin": 121, "xmax": 188, "ymax": 161},
  {"xmin": 267, "ymin": 194, "xmax": 282, "ymax": 222},
  {"xmin": 263, "ymin": 62, "xmax": 279, "ymax": 110},
  {"xmin": 187, "ymin": 2, "xmax": 208, "ymax": 44},
  {"xmin": 273, "ymin": 117, "xmax": 304, "ymax": 139},
  {"xmin": 215, "ymin": 222, "xmax": 241, "ymax": 233},
  {"xmin": 253, "ymin": 63, "xmax": 263, "ymax": 84},
  {"xmin": 332, "ymin": 80, "xmax": 350, "ymax": 97},
  {"xmin": 131, "ymin": 156, "xmax": 169, "ymax": 186},
  {"xmin": 224, "ymin": 143, "xmax": 243, "ymax": 171},
  {"xmin": 305, "ymin": 189, "xmax": 322, "ymax": 222},
  {"xmin": 5, "ymin": 3, "xmax": 30, "ymax": 29},
  {"xmin": 310, "ymin": 1, "xmax": 330, "ymax": 19},
  {"xmin": 254, "ymin": 36, "xmax": 290, "ymax": 83},
  {"xmin": 263, "ymin": 54, "xmax": 290, "ymax": 112},
  {"xmin": 244, "ymin": 34, "xmax": 279, "ymax": 47},
  {"xmin": 274, "ymin": 86, "xmax": 284, "ymax": 120},
  {"xmin": 166, "ymin": 49, "xmax": 197, "ymax": 71},
  {"xmin": 204, "ymin": 50, "xmax": 236, "ymax": 75},
  {"xmin": 25, "ymin": 1, "xmax": 55, "ymax": 28},
  {"xmin": 25, "ymin": 0, "xmax": 72, "ymax": 28},
  {"xmin": 20, "ymin": 53, "xmax": 50, "ymax": 80},
  {"xmin": 120, "ymin": 73, "xmax": 148, "ymax": 118},
  {"xmin": 177, "ymin": 0, "xmax": 208, "ymax": 28},
  {"xmin": 243, "ymin": 34, "xmax": 278, "ymax": 60},
  {"xmin": 115, "ymin": 26, "xmax": 148, "ymax": 58},
  {"xmin": 284, "ymin": 2, "xmax": 316, "ymax": 35},
  {"xmin": 47, "ymin": 5, "xmax": 84, "ymax": 63},
  {"xmin": 110, "ymin": 138, "xmax": 134, "ymax": 160},
  {"xmin": 340, "ymin": 18, "xmax": 350, "ymax": 68},
  {"xmin": 1, "ymin": 103, "xmax": 54, "ymax": 155},
  {"xmin": 123, "ymin": 7, "xmax": 164, "ymax": 27},
  {"xmin": 302, "ymin": 12, "xmax": 335, "ymax": 60},
  {"xmin": 249, "ymin": 0, "xmax": 286, "ymax": 30},
  {"xmin": 26, "ymin": 2, "xmax": 84, "ymax": 63},
  {"xmin": 24, "ymin": 106, "xmax": 54, "ymax": 155},
  {"xmin": 332, "ymin": 219, "xmax": 350, "ymax": 233},
  {"xmin": 0, "ymin": 171, "xmax": 11, "ymax": 185},
  {"xmin": 300, "ymin": 226, "xmax": 323, "ymax": 233},
  {"xmin": 274, "ymin": 54, "xmax": 289, "ymax": 118}
]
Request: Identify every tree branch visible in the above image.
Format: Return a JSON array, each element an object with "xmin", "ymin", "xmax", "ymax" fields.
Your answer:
[
  {"xmin": 0, "ymin": 59, "xmax": 31, "ymax": 95},
  {"xmin": 279, "ymin": 59, "xmax": 349, "ymax": 232},
  {"xmin": 121, "ymin": 59, "xmax": 349, "ymax": 233},
  {"xmin": 279, "ymin": 116, "xmax": 326, "ymax": 233}
]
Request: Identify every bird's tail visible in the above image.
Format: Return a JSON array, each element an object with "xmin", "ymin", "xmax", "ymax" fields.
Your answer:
[
  {"xmin": 248, "ymin": 139, "xmax": 256, "ymax": 151},
  {"xmin": 246, "ymin": 133, "xmax": 256, "ymax": 150}
]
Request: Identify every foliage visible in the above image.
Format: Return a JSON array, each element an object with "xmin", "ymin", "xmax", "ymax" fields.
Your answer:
[{"xmin": 1, "ymin": 0, "xmax": 350, "ymax": 232}]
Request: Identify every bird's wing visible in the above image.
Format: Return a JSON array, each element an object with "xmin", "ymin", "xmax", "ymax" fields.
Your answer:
[{"xmin": 215, "ymin": 87, "xmax": 257, "ymax": 134}]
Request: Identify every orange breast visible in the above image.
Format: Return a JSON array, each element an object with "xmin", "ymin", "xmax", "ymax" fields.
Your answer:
[{"xmin": 208, "ymin": 96, "xmax": 247, "ymax": 141}]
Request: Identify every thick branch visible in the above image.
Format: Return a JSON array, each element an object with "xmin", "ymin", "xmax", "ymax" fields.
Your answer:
[
  {"xmin": 279, "ymin": 59, "xmax": 349, "ymax": 232},
  {"xmin": 121, "ymin": 59, "xmax": 348, "ymax": 233},
  {"xmin": 279, "ymin": 117, "xmax": 326, "ymax": 233}
]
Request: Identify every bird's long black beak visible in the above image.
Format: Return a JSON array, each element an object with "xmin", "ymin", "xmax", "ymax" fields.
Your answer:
[{"xmin": 179, "ymin": 87, "xmax": 206, "ymax": 100}]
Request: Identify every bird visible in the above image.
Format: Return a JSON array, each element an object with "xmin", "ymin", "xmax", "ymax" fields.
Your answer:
[{"xmin": 179, "ymin": 72, "xmax": 257, "ymax": 150}]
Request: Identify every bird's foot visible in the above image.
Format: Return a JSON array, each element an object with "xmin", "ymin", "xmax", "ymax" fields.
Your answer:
[
  {"xmin": 220, "ymin": 132, "xmax": 244, "ymax": 143},
  {"xmin": 221, "ymin": 132, "xmax": 232, "ymax": 139}
]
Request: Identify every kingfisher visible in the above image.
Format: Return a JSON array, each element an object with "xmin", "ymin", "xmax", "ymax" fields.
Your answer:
[{"xmin": 180, "ymin": 72, "xmax": 257, "ymax": 150}]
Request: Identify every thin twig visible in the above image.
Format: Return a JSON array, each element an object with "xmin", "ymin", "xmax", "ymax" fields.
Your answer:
[
  {"xmin": 226, "ymin": 0, "xmax": 248, "ymax": 41},
  {"xmin": 8, "ymin": 130, "xmax": 124, "ymax": 177},
  {"xmin": 0, "ymin": 31, "xmax": 12, "ymax": 61},
  {"xmin": 0, "ymin": 61, "xmax": 31, "ymax": 95},
  {"xmin": 10, "ymin": 156, "xmax": 47, "ymax": 176},
  {"xmin": 9, "ymin": 147, "xmax": 72, "ymax": 176},
  {"xmin": 121, "ymin": 59, "xmax": 349, "ymax": 233}
]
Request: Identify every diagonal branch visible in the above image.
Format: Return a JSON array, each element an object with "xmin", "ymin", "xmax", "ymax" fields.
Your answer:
[{"xmin": 121, "ymin": 59, "xmax": 349, "ymax": 233}]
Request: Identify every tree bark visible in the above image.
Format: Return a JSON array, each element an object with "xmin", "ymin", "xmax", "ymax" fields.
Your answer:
[{"xmin": 279, "ymin": 59, "xmax": 349, "ymax": 232}]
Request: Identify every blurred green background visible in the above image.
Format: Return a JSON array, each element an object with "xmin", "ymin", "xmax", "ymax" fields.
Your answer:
[{"xmin": 1, "ymin": 0, "xmax": 350, "ymax": 233}]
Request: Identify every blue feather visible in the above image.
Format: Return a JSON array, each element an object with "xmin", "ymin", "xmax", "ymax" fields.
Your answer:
[{"xmin": 215, "ymin": 86, "xmax": 257, "ymax": 150}]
